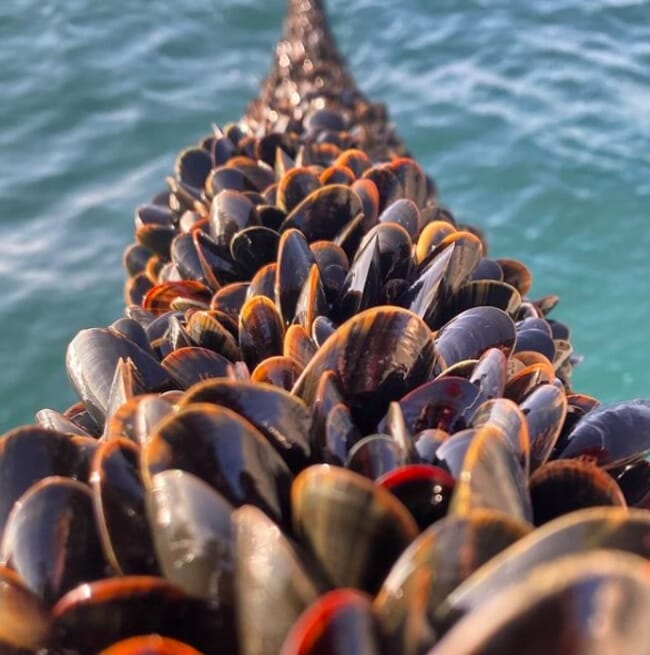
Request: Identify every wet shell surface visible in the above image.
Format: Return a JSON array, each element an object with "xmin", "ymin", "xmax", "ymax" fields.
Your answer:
[{"xmin": 1, "ymin": 1, "xmax": 648, "ymax": 655}]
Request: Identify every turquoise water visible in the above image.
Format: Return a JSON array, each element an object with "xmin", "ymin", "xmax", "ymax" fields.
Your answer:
[{"xmin": 0, "ymin": 0, "xmax": 648, "ymax": 431}]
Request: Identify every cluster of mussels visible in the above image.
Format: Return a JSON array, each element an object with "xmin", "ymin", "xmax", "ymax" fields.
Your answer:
[{"xmin": 3, "ymin": 1, "xmax": 650, "ymax": 654}]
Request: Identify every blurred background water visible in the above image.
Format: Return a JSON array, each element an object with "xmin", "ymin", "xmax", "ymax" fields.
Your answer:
[{"xmin": 0, "ymin": 0, "xmax": 648, "ymax": 431}]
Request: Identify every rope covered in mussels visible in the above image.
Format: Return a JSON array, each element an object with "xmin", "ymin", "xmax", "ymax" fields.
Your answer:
[{"xmin": 2, "ymin": 2, "xmax": 650, "ymax": 654}]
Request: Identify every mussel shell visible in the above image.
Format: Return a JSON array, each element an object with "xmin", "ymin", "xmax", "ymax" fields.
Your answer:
[
  {"xmin": 284, "ymin": 324, "xmax": 317, "ymax": 369},
  {"xmin": 383, "ymin": 376, "xmax": 486, "ymax": 436},
  {"xmin": 497, "ymin": 258, "xmax": 532, "ymax": 296},
  {"xmin": 451, "ymin": 427, "xmax": 533, "ymax": 523},
  {"xmin": 0, "ymin": 426, "xmax": 87, "ymax": 538},
  {"xmin": 616, "ymin": 461, "xmax": 650, "ymax": 509},
  {"xmin": 377, "ymin": 464, "xmax": 455, "ymax": 531},
  {"xmin": 0, "ymin": 565, "xmax": 51, "ymax": 653},
  {"xmin": 280, "ymin": 589, "xmax": 381, "ymax": 655},
  {"xmin": 210, "ymin": 190, "xmax": 261, "ymax": 248},
  {"xmin": 434, "ymin": 307, "xmax": 516, "ymax": 368},
  {"xmin": 375, "ymin": 509, "xmax": 529, "ymax": 641},
  {"xmin": 1, "ymin": 477, "xmax": 106, "ymax": 605},
  {"xmin": 66, "ymin": 328, "xmax": 176, "ymax": 427},
  {"xmin": 438, "ymin": 506, "xmax": 650, "ymax": 626},
  {"xmin": 146, "ymin": 470, "xmax": 234, "ymax": 603},
  {"xmin": 519, "ymin": 383, "xmax": 567, "ymax": 472},
  {"xmin": 276, "ymin": 167, "xmax": 321, "ymax": 213},
  {"xmin": 324, "ymin": 402, "xmax": 362, "ymax": 465},
  {"xmin": 239, "ymin": 295, "xmax": 285, "ymax": 371},
  {"xmin": 143, "ymin": 403, "xmax": 292, "ymax": 528},
  {"xmin": 275, "ymin": 229, "xmax": 317, "ymax": 326},
  {"xmin": 98, "ymin": 636, "xmax": 204, "ymax": 655},
  {"xmin": 529, "ymin": 459, "xmax": 626, "ymax": 526},
  {"xmin": 557, "ymin": 399, "xmax": 650, "ymax": 468},
  {"xmin": 162, "ymin": 347, "xmax": 231, "ymax": 390},
  {"xmin": 345, "ymin": 434, "xmax": 403, "ymax": 481},
  {"xmin": 280, "ymin": 185, "xmax": 363, "ymax": 243},
  {"xmin": 186, "ymin": 310, "xmax": 241, "ymax": 361},
  {"xmin": 233, "ymin": 505, "xmax": 321, "ymax": 655},
  {"xmin": 431, "ymin": 551, "xmax": 650, "ymax": 655},
  {"xmin": 51, "ymin": 576, "xmax": 233, "ymax": 655},
  {"xmin": 293, "ymin": 307, "xmax": 437, "ymax": 433},
  {"xmin": 230, "ymin": 226, "xmax": 280, "ymax": 279},
  {"xmin": 470, "ymin": 398, "xmax": 530, "ymax": 473},
  {"xmin": 91, "ymin": 439, "xmax": 158, "ymax": 575},
  {"xmin": 175, "ymin": 147, "xmax": 212, "ymax": 190},
  {"xmin": 35, "ymin": 409, "xmax": 91, "ymax": 437},
  {"xmin": 292, "ymin": 465, "xmax": 418, "ymax": 593},
  {"xmin": 251, "ymin": 356, "xmax": 303, "ymax": 391},
  {"xmin": 181, "ymin": 379, "xmax": 311, "ymax": 473},
  {"xmin": 362, "ymin": 166, "xmax": 403, "ymax": 214},
  {"xmin": 468, "ymin": 348, "xmax": 508, "ymax": 400},
  {"xmin": 143, "ymin": 281, "xmax": 212, "ymax": 315}
]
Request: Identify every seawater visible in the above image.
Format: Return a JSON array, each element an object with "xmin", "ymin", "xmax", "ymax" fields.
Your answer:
[{"xmin": 0, "ymin": 0, "xmax": 649, "ymax": 431}]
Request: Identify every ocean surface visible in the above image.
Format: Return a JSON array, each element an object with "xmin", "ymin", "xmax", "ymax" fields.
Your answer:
[{"xmin": 0, "ymin": 0, "xmax": 648, "ymax": 431}]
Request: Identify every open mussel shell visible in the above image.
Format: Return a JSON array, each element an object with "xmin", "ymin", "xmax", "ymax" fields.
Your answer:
[
  {"xmin": 292, "ymin": 465, "xmax": 418, "ymax": 594},
  {"xmin": 451, "ymin": 426, "xmax": 533, "ymax": 524},
  {"xmin": 98, "ymin": 635, "xmax": 205, "ymax": 655},
  {"xmin": 557, "ymin": 398, "xmax": 650, "ymax": 468},
  {"xmin": 51, "ymin": 576, "xmax": 233, "ymax": 655},
  {"xmin": 143, "ymin": 403, "xmax": 292, "ymax": 528},
  {"xmin": 529, "ymin": 459, "xmax": 626, "ymax": 526},
  {"xmin": 66, "ymin": 328, "xmax": 175, "ymax": 427},
  {"xmin": 91, "ymin": 439, "xmax": 158, "ymax": 575},
  {"xmin": 0, "ymin": 565, "xmax": 51, "ymax": 653},
  {"xmin": 377, "ymin": 464, "xmax": 456, "ymax": 531},
  {"xmin": 429, "ymin": 550, "xmax": 650, "ymax": 655},
  {"xmin": 1, "ymin": 476, "xmax": 107, "ymax": 606},
  {"xmin": 146, "ymin": 470, "xmax": 234, "ymax": 606},
  {"xmin": 292, "ymin": 307, "xmax": 438, "ymax": 433},
  {"xmin": 375, "ymin": 509, "xmax": 530, "ymax": 649},
  {"xmin": 181, "ymin": 378, "xmax": 311, "ymax": 473},
  {"xmin": 280, "ymin": 589, "xmax": 381, "ymax": 655},
  {"xmin": 233, "ymin": 505, "xmax": 322, "ymax": 655},
  {"xmin": 437, "ymin": 506, "xmax": 650, "ymax": 629},
  {"xmin": 0, "ymin": 426, "xmax": 88, "ymax": 539}
]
